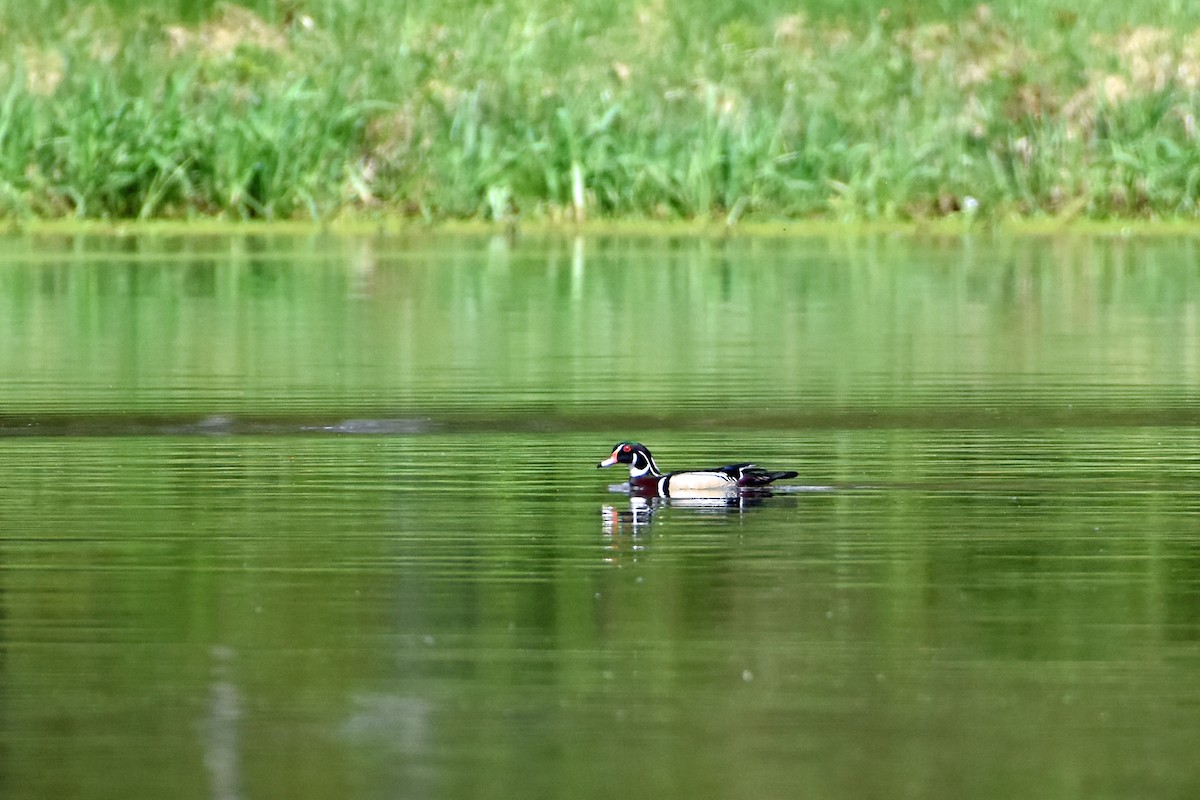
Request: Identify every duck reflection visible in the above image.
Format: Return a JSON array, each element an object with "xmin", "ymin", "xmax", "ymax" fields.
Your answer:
[
  {"xmin": 601, "ymin": 495, "xmax": 656, "ymax": 537},
  {"xmin": 600, "ymin": 491, "xmax": 797, "ymax": 566},
  {"xmin": 601, "ymin": 490, "xmax": 778, "ymax": 537}
]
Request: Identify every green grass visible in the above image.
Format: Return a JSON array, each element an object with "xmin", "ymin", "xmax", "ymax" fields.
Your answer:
[{"xmin": 1, "ymin": 0, "xmax": 1199, "ymax": 223}]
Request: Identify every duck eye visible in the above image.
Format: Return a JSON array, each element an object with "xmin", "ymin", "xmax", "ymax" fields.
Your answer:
[{"xmin": 622, "ymin": 445, "xmax": 631, "ymax": 452}]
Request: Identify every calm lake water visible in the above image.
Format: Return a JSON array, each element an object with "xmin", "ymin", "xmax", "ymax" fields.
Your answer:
[{"xmin": 1, "ymin": 231, "xmax": 1199, "ymax": 799}]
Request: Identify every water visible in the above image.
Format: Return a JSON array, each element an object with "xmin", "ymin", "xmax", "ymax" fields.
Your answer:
[{"xmin": 1, "ymin": 232, "xmax": 1199, "ymax": 799}]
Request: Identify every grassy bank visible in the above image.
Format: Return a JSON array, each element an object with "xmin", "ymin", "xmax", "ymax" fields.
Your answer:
[{"xmin": 2, "ymin": 0, "xmax": 1200, "ymax": 223}]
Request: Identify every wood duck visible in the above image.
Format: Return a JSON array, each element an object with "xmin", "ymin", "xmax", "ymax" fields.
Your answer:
[{"xmin": 597, "ymin": 442, "xmax": 798, "ymax": 498}]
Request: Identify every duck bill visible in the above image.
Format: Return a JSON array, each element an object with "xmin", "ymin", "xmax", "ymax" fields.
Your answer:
[{"xmin": 597, "ymin": 453, "xmax": 619, "ymax": 468}]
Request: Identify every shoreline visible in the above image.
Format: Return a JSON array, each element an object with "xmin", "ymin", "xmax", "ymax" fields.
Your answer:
[
  {"xmin": 5, "ymin": 215, "xmax": 1199, "ymax": 240},
  {"xmin": 4, "ymin": 3, "xmax": 1200, "ymax": 225}
]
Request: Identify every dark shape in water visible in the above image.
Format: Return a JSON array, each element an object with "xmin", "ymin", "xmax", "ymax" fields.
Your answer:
[
  {"xmin": 320, "ymin": 418, "xmax": 432, "ymax": 435},
  {"xmin": 597, "ymin": 441, "xmax": 798, "ymax": 498}
]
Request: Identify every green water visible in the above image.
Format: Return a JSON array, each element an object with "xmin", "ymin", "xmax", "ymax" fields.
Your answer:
[{"xmin": 1, "ymin": 232, "xmax": 1199, "ymax": 799}]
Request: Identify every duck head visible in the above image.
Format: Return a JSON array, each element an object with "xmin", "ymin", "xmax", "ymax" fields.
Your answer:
[{"xmin": 597, "ymin": 442, "xmax": 661, "ymax": 478}]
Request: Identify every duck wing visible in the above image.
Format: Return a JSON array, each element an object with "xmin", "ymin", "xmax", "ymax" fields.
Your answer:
[
  {"xmin": 707, "ymin": 462, "xmax": 755, "ymax": 478},
  {"xmin": 695, "ymin": 463, "xmax": 798, "ymax": 488}
]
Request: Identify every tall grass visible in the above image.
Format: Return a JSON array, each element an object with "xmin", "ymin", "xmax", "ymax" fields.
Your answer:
[{"xmin": 1, "ymin": 0, "xmax": 1199, "ymax": 223}]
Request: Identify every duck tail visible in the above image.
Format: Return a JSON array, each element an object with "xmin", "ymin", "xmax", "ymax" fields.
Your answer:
[{"xmin": 741, "ymin": 469, "xmax": 798, "ymax": 487}]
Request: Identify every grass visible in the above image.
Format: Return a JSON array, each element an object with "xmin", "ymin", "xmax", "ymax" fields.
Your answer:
[{"xmin": 1, "ymin": 0, "xmax": 1199, "ymax": 224}]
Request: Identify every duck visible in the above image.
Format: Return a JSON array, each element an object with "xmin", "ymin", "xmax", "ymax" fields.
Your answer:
[{"xmin": 597, "ymin": 441, "xmax": 798, "ymax": 498}]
